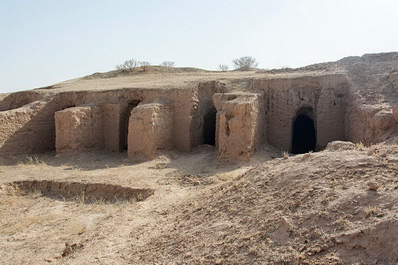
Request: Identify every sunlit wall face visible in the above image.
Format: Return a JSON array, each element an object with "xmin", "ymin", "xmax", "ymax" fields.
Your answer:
[{"xmin": 1, "ymin": 0, "xmax": 397, "ymax": 93}]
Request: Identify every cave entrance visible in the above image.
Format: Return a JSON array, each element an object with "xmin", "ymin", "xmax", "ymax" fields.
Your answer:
[
  {"xmin": 292, "ymin": 111, "xmax": 316, "ymax": 154},
  {"xmin": 119, "ymin": 101, "xmax": 140, "ymax": 151},
  {"xmin": 203, "ymin": 107, "xmax": 216, "ymax": 146}
]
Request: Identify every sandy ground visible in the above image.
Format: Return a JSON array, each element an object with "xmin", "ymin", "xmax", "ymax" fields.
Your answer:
[
  {"xmin": 127, "ymin": 142, "xmax": 398, "ymax": 264},
  {"xmin": 0, "ymin": 145, "xmax": 279, "ymax": 265},
  {"xmin": 1, "ymin": 142, "xmax": 398, "ymax": 264}
]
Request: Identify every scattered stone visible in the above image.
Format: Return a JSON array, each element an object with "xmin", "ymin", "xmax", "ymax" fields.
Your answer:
[
  {"xmin": 366, "ymin": 182, "xmax": 379, "ymax": 191},
  {"xmin": 62, "ymin": 242, "xmax": 84, "ymax": 257}
]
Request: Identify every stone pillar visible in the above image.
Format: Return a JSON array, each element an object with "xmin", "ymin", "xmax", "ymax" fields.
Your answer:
[{"xmin": 127, "ymin": 103, "xmax": 173, "ymax": 159}]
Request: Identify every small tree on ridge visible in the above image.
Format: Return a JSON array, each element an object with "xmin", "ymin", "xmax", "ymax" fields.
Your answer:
[
  {"xmin": 160, "ymin": 61, "xmax": 175, "ymax": 68},
  {"xmin": 219, "ymin": 64, "xmax": 229, "ymax": 72},
  {"xmin": 140, "ymin": 61, "xmax": 151, "ymax": 71},
  {"xmin": 232, "ymin": 56, "xmax": 258, "ymax": 71},
  {"xmin": 116, "ymin": 59, "xmax": 139, "ymax": 70}
]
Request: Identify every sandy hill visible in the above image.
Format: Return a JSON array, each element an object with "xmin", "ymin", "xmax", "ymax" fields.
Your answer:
[
  {"xmin": 128, "ymin": 142, "xmax": 398, "ymax": 264},
  {"xmin": 38, "ymin": 52, "xmax": 398, "ymax": 106}
]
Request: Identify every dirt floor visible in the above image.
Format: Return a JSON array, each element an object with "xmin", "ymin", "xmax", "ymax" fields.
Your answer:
[
  {"xmin": 0, "ymin": 145, "xmax": 278, "ymax": 264},
  {"xmin": 1, "ymin": 142, "xmax": 398, "ymax": 264}
]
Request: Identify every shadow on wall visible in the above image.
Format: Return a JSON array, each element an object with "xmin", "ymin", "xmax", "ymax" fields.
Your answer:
[
  {"xmin": 119, "ymin": 101, "xmax": 141, "ymax": 151},
  {"xmin": 0, "ymin": 97, "xmax": 76, "ymax": 156}
]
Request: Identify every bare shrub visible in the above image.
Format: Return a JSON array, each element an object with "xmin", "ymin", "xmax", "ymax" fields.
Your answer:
[
  {"xmin": 219, "ymin": 64, "xmax": 229, "ymax": 72},
  {"xmin": 140, "ymin": 61, "xmax": 151, "ymax": 71},
  {"xmin": 232, "ymin": 56, "xmax": 258, "ymax": 71},
  {"xmin": 18, "ymin": 155, "xmax": 46, "ymax": 166},
  {"xmin": 160, "ymin": 61, "xmax": 175, "ymax": 68},
  {"xmin": 116, "ymin": 59, "xmax": 139, "ymax": 70}
]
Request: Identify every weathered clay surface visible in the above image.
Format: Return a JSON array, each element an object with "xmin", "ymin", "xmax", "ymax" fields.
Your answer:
[
  {"xmin": 393, "ymin": 105, "xmax": 398, "ymax": 121},
  {"xmin": 0, "ymin": 90, "xmax": 44, "ymax": 111},
  {"xmin": 253, "ymin": 74, "xmax": 349, "ymax": 151},
  {"xmin": 0, "ymin": 99, "xmax": 57, "ymax": 155},
  {"xmin": 325, "ymin": 140, "xmax": 356, "ymax": 151},
  {"xmin": 128, "ymin": 103, "xmax": 173, "ymax": 159},
  {"xmin": 390, "ymin": 69, "xmax": 398, "ymax": 90},
  {"xmin": 370, "ymin": 109, "xmax": 396, "ymax": 131},
  {"xmin": 55, "ymin": 105, "xmax": 104, "ymax": 152},
  {"xmin": 213, "ymin": 93, "xmax": 263, "ymax": 161},
  {"xmin": 0, "ymin": 88, "xmax": 203, "ymax": 156},
  {"xmin": 101, "ymin": 103, "xmax": 124, "ymax": 152},
  {"xmin": 190, "ymin": 81, "xmax": 221, "ymax": 147}
]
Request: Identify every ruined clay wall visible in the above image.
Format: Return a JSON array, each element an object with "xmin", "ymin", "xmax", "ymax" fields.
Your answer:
[
  {"xmin": 0, "ymin": 90, "xmax": 130, "ymax": 156},
  {"xmin": 127, "ymin": 103, "xmax": 173, "ymax": 159},
  {"xmin": 55, "ymin": 105, "xmax": 104, "ymax": 152},
  {"xmin": 0, "ymin": 91, "xmax": 106, "ymax": 156},
  {"xmin": 117, "ymin": 82, "xmax": 219, "ymax": 152},
  {"xmin": 253, "ymin": 74, "xmax": 349, "ymax": 151},
  {"xmin": 0, "ymin": 91, "xmax": 44, "ymax": 111},
  {"xmin": 346, "ymin": 99, "xmax": 397, "ymax": 145},
  {"xmin": 55, "ymin": 103, "xmax": 130, "ymax": 153},
  {"xmin": 0, "ymin": 99, "xmax": 52, "ymax": 155},
  {"xmin": 0, "ymin": 93, "xmax": 7, "ymax": 102},
  {"xmin": 0, "ymin": 82, "xmax": 216, "ymax": 156},
  {"xmin": 101, "ymin": 104, "xmax": 122, "ymax": 152},
  {"xmin": 121, "ymin": 82, "xmax": 219, "ymax": 151},
  {"xmin": 390, "ymin": 70, "xmax": 398, "ymax": 89},
  {"xmin": 117, "ymin": 87, "xmax": 199, "ymax": 152},
  {"xmin": 190, "ymin": 81, "xmax": 221, "ymax": 147},
  {"xmin": 133, "ymin": 89, "xmax": 194, "ymax": 152},
  {"xmin": 0, "ymin": 93, "xmax": 79, "ymax": 156},
  {"xmin": 213, "ymin": 93, "xmax": 263, "ymax": 161}
]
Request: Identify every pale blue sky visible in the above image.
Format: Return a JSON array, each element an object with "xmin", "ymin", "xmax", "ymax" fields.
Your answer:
[{"xmin": 1, "ymin": 0, "xmax": 397, "ymax": 93}]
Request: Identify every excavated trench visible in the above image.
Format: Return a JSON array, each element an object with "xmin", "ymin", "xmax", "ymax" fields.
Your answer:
[{"xmin": 0, "ymin": 180, "xmax": 155, "ymax": 203}]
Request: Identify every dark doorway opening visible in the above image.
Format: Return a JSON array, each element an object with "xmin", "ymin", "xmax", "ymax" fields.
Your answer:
[
  {"xmin": 292, "ymin": 114, "xmax": 316, "ymax": 154},
  {"xmin": 119, "ymin": 101, "xmax": 140, "ymax": 151},
  {"xmin": 203, "ymin": 107, "xmax": 216, "ymax": 146}
]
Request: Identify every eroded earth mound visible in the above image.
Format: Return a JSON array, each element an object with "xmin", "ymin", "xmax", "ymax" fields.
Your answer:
[{"xmin": 128, "ymin": 143, "xmax": 398, "ymax": 264}]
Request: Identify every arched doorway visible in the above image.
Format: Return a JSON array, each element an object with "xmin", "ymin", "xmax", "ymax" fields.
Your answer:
[
  {"xmin": 292, "ymin": 109, "xmax": 316, "ymax": 154},
  {"xmin": 203, "ymin": 107, "xmax": 216, "ymax": 146}
]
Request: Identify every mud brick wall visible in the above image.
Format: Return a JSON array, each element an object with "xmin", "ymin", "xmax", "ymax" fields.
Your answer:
[
  {"xmin": 101, "ymin": 103, "xmax": 122, "ymax": 152},
  {"xmin": 253, "ymin": 74, "xmax": 349, "ymax": 151},
  {"xmin": 213, "ymin": 93, "xmax": 263, "ymax": 161},
  {"xmin": 55, "ymin": 105, "xmax": 104, "ymax": 152},
  {"xmin": 127, "ymin": 103, "xmax": 173, "ymax": 159}
]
